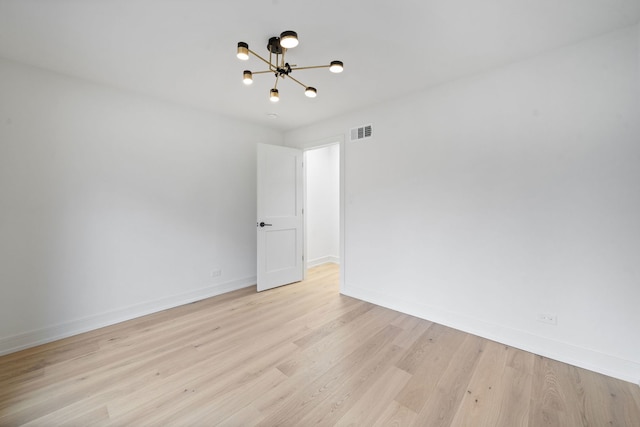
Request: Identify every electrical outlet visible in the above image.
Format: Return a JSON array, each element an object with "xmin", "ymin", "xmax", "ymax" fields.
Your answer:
[
  {"xmin": 211, "ymin": 269, "xmax": 222, "ymax": 278},
  {"xmin": 538, "ymin": 312, "xmax": 557, "ymax": 325}
]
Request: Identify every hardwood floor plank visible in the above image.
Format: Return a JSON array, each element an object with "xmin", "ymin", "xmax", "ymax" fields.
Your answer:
[
  {"xmin": 449, "ymin": 340, "xmax": 511, "ymax": 426},
  {"xmin": 395, "ymin": 324, "xmax": 468, "ymax": 413},
  {"xmin": 412, "ymin": 334, "xmax": 486, "ymax": 426},
  {"xmin": 296, "ymin": 343, "xmax": 404, "ymax": 426},
  {"xmin": 254, "ymin": 305, "xmax": 403, "ymax": 419},
  {"xmin": 293, "ymin": 301, "xmax": 375, "ymax": 349},
  {"xmin": 216, "ymin": 403, "xmax": 264, "ymax": 427},
  {"xmin": 394, "ymin": 322, "xmax": 445, "ymax": 375},
  {"xmin": 105, "ymin": 340, "xmax": 302, "ymax": 423},
  {"xmin": 579, "ymin": 364, "xmax": 640, "ymax": 426},
  {"xmin": 528, "ymin": 356, "xmax": 590, "ymax": 427},
  {"xmin": 274, "ymin": 305, "xmax": 400, "ymax": 379},
  {"xmin": 152, "ymin": 368, "xmax": 288, "ymax": 426},
  {"xmin": 391, "ymin": 316, "xmax": 433, "ymax": 350},
  {"xmin": 335, "ymin": 366, "xmax": 412, "ymax": 426},
  {"xmin": 493, "ymin": 360, "xmax": 534, "ymax": 426},
  {"xmin": 372, "ymin": 401, "xmax": 418, "ymax": 427},
  {"xmin": 22, "ymin": 404, "xmax": 110, "ymax": 427},
  {"xmin": 254, "ymin": 324, "xmax": 402, "ymax": 426},
  {"xmin": 628, "ymin": 381, "xmax": 640, "ymax": 419}
]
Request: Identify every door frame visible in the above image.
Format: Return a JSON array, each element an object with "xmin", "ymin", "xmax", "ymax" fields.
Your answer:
[{"xmin": 301, "ymin": 135, "xmax": 345, "ymax": 293}]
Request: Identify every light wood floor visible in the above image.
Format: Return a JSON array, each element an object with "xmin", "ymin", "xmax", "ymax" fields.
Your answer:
[{"xmin": 1, "ymin": 264, "xmax": 639, "ymax": 426}]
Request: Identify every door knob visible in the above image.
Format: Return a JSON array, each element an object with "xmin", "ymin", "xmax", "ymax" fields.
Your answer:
[{"xmin": 258, "ymin": 221, "xmax": 272, "ymax": 228}]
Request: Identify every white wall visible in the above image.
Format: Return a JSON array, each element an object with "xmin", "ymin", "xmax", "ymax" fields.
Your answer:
[
  {"xmin": 305, "ymin": 144, "xmax": 340, "ymax": 267},
  {"xmin": 285, "ymin": 24, "xmax": 640, "ymax": 383},
  {"xmin": 0, "ymin": 58, "xmax": 283, "ymax": 354}
]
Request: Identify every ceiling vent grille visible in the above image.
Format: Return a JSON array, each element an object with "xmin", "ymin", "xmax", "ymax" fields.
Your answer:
[{"xmin": 350, "ymin": 124, "xmax": 373, "ymax": 141}]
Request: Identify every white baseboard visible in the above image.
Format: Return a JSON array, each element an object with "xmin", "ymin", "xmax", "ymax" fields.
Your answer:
[
  {"xmin": 342, "ymin": 282, "xmax": 640, "ymax": 386},
  {"xmin": 307, "ymin": 255, "xmax": 340, "ymax": 268},
  {"xmin": 0, "ymin": 276, "xmax": 256, "ymax": 357}
]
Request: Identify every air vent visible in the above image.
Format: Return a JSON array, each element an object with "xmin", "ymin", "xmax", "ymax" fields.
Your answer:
[{"xmin": 350, "ymin": 124, "xmax": 373, "ymax": 141}]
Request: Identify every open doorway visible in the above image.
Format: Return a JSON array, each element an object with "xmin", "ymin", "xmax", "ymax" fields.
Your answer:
[{"xmin": 304, "ymin": 143, "xmax": 340, "ymax": 275}]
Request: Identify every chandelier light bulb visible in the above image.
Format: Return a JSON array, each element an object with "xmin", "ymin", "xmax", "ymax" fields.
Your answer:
[
  {"xmin": 243, "ymin": 70, "xmax": 253, "ymax": 85},
  {"xmin": 305, "ymin": 87, "xmax": 317, "ymax": 98},
  {"xmin": 237, "ymin": 42, "xmax": 249, "ymax": 60},
  {"xmin": 329, "ymin": 60, "xmax": 344, "ymax": 73},
  {"xmin": 280, "ymin": 31, "xmax": 299, "ymax": 49},
  {"xmin": 270, "ymin": 88, "xmax": 280, "ymax": 102}
]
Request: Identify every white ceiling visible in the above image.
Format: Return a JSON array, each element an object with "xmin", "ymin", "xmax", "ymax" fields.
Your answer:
[{"xmin": 0, "ymin": 0, "xmax": 638, "ymax": 131}]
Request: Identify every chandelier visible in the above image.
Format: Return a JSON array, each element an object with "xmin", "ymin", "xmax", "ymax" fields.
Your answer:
[{"xmin": 236, "ymin": 31, "xmax": 343, "ymax": 102}]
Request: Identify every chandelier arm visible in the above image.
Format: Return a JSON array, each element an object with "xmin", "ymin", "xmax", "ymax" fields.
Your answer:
[
  {"xmin": 289, "ymin": 65, "xmax": 331, "ymax": 71},
  {"xmin": 273, "ymin": 75, "xmax": 279, "ymax": 89},
  {"xmin": 250, "ymin": 70, "xmax": 275, "ymax": 75},
  {"xmin": 248, "ymin": 48, "xmax": 277, "ymax": 71},
  {"xmin": 286, "ymin": 73, "xmax": 308, "ymax": 89}
]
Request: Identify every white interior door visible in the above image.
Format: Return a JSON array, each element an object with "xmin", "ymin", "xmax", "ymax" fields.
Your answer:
[{"xmin": 257, "ymin": 143, "xmax": 304, "ymax": 291}]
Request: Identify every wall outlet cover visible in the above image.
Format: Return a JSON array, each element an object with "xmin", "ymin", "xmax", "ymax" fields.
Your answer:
[{"xmin": 538, "ymin": 312, "xmax": 558, "ymax": 325}]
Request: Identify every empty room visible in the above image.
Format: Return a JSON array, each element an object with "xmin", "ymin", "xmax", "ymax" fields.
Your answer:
[{"xmin": 1, "ymin": 1, "xmax": 639, "ymax": 425}]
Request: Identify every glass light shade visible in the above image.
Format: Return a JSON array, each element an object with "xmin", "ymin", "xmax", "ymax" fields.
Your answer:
[
  {"xmin": 237, "ymin": 42, "xmax": 249, "ymax": 60},
  {"xmin": 305, "ymin": 87, "xmax": 317, "ymax": 98},
  {"xmin": 243, "ymin": 70, "xmax": 253, "ymax": 85},
  {"xmin": 329, "ymin": 60, "xmax": 344, "ymax": 73},
  {"xmin": 280, "ymin": 31, "xmax": 298, "ymax": 49},
  {"xmin": 270, "ymin": 88, "xmax": 280, "ymax": 102}
]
